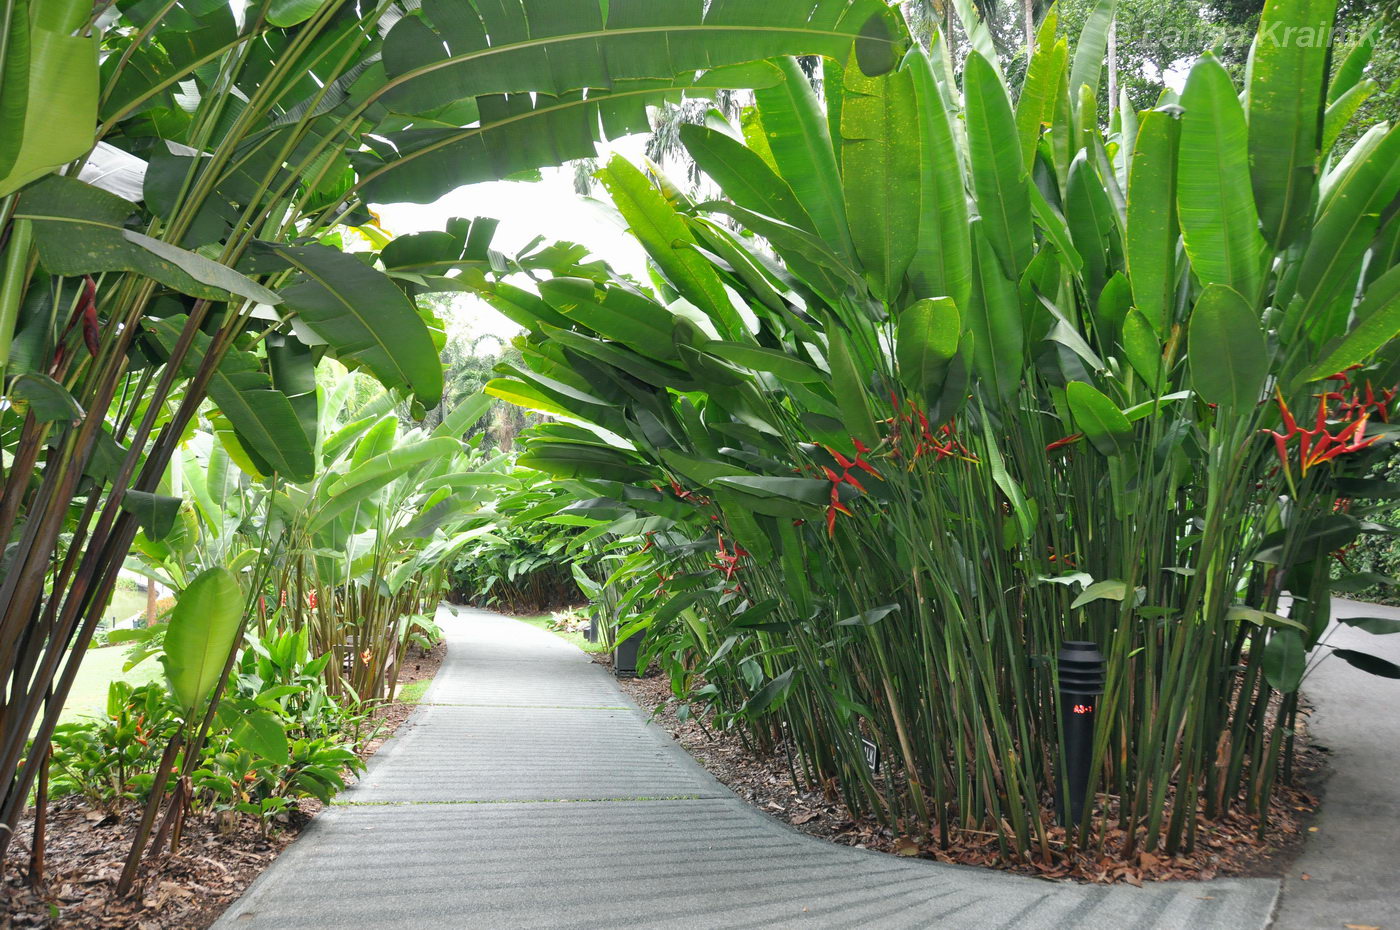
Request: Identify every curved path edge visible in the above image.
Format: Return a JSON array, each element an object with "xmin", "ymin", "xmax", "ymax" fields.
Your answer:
[{"xmin": 214, "ymin": 605, "xmax": 1279, "ymax": 930}]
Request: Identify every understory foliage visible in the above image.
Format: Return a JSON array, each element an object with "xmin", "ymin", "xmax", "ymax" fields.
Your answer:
[{"xmin": 479, "ymin": 2, "xmax": 1400, "ymax": 861}]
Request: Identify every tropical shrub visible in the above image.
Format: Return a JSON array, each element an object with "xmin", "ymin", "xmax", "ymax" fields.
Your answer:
[{"xmin": 478, "ymin": 1, "xmax": 1400, "ymax": 864}]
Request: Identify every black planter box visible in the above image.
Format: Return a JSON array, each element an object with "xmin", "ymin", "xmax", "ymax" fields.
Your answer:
[{"xmin": 613, "ymin": 632, "xmax": 643, "ymax": 678}]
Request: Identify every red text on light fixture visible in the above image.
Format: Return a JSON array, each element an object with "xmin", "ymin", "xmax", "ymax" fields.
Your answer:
[{"xmin": 1072, "ymin": 704, "xmax": 1094, "ymax": 715}]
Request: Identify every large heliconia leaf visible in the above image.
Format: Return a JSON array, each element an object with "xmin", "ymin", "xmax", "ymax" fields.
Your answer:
[
  {"xmin": 1014, "ymin": 10, "xmax": 1065, "ymax": 170},
  {"xmin": 598, "ymin": 156, "xmax": 742, "ymax": 338},
  {"xmin": 1187, "ymin": 285, "xmax": 1269, "ymax": 409},
  {"xmin": 1247, "ymin": 0, "xmax": 1337, "ymax": 248},
  {"xmin": 840, "ymin": 52, "xmax": 920, "ymax": 301},
  {"xmin": 0, "ymin": 0, "xmax": 98, "ymax": 198},
  {"xmin": 754, "ymin": 58, "xmax": 856, "ymax": 263},
  {"xmin": 1292, "ymin": 124, "xmax": 1400, "ymax": 339},
  {"xmin": 145, "ymin": 318, "xmax": 316, "ymax": 482},
  {"xmin": 680, "ymin": 124, "xmax": 816, "ymax": 235},
  {"xmin": 1067, "ymin": 0, "xmax": 1117, "ymax": 102},
  {"xmin": 968, "ymin": 224, "xmax": 1024, "ymax": 403},
  {"xmin": 907, "ymin": 48, "xmax": 971, "ymax": 310},
  {"xmin": 1178, "ymin": 54, "xmax": 1267, "ymax": 302},
  {"xmin": 16, "ymin": 177, "xmax": 280, "ymax": 304},
  {"xmin": 162, "ymin": 568, "xmax": 244, "ymax": 714},
  {"xmin": 1126, "ymin": 109, "xmax": 1181, "ymax": 335},
  {"xmin": 1067, "ymin": 381, "xmax": 1134, "ymax": 457},
  {"xmin": 271, "ymin": 243, "xmax": 444, "ymax": 407},
  {"xmin": 896, "ymin": 297, "xmax": 961, "ymax": 405},
  {"xmin": 963, "ymin": 51, "xmax": 1033, "ymax": 280},
  {"xmin": 1303, "ymin": 264, "xmax": 1400, "ymax": 380},
  {"xmin": 359, "ymin": 0, "xmax": 907, "ymax": 202}
]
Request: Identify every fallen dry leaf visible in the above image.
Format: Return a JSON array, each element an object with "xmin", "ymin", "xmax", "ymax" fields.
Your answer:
[{"xmin": 790, "ymin": 811, "xmax": 819, "ymax": 825}]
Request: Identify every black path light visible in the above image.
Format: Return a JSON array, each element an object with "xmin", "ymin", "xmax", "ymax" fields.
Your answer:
[{"xmin": 1057, "ymin": 640, "xmax": 1106, "ymax": 828}]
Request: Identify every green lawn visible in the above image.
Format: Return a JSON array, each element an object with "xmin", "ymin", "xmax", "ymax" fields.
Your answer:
[
  {"xmin": 514, "ymin": 612, "xmax": 609, "ymax": 653},
  {"xmin": 61, "ymin": 644, "xmax": 163, "ymax": 723}
]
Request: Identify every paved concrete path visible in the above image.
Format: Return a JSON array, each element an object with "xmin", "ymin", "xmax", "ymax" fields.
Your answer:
[
  {"xmin": 215, "ymin": 605, "xmax": 1278, "ymax": 929},
  {"xmin": 1272, "ymin": 597, "xmax": 1400, "ymax": 930}
]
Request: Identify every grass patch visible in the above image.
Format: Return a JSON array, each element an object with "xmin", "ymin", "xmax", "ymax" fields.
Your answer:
[
  {"xmin": 397, "ymin": 678, "xmax": 433, "ymax": 703},
  {"xmin": 513, "ymin": 612, "xmax": 610, "ymax": 654},
  {"xmin": 61, "ymin": 644, "xmax": 163, "ymax": 724}
]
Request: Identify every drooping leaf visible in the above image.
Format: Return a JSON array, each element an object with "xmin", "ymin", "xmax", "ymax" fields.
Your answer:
[
  {"xmin": 120, "ymin": 491, "xmax": 182, "ymax": 541},
  {"xmin": 963, "ymin": 51, "xmax": 1033, "ymax": 279},
  {"xmin": 270, "ymin": 243, "xmax": 444, "ymax": 407},
  {"xmin": 1066, "ymin": 381, "xmax": 1134, "ymax": 457},
  {"xmin": 231, "ymin": 707, "xmax": 291, "ymax": 764},
  {"xmin": 8, "ymin": 373, "xmax": 82, "ymax": 422},
  {"xmin": 896, "ymin": 297, "xmax": 960, "ymax": 405}
]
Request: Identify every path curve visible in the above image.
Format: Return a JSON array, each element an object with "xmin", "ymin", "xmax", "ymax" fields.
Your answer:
[{"xmin": 215, "ymin": 606, "xmax": 1277, "ymax": 929}]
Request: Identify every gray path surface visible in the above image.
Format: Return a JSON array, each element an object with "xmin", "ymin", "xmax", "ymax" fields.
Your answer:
[
  {"xmin": 215, "ymin": 605, "xmax": 1278, "ymax": 930},
  {"xmin": 1272, "ymin": 597, "xmax": 1400, "ymax": 930}
]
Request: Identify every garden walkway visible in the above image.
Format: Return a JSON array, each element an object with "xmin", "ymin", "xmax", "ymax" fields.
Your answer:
[{"xmin": 215, "ymin": 605, "xmax": 1278, "ymax": 929}]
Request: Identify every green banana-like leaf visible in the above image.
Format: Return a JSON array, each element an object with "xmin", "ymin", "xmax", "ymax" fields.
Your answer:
[
  {"xmin": 1125, "ymin": 108, "xmax": 1181, "ymax": 335},
  {"xmin": 907, "ymin": 47, "xmax": 972, "ymax": 311},
  {"xmin": 840, "ymin": 51, "xmax": 920, "ymax": 301},
  {"xmin": 1177, "ymin": 54, "xmax": 1267, "ymax": 301},
  {"xmin": 1014, "ymin": 10, "xmax": 1065, "ymax": 170},
  {"xmin": 896, "ymin": 297, "xmax": 961, "ymax": 406},
  {"xmin": 1188, "ymin": 284, "xmax": 1269, "ymax": 409},
  {"xmin": 1068, "ymin": 0, "xmax": 1117, "ymax": 101},
  {"xmin": 963, "ymin": 51, "xmax": 1033, "ymax": 280},
  {"xmin": 162, "ymin": 567, "xmax": 243, "ymax": 715},
  {"xmin": 1303, "ymin": 265, "xmax": 1400, "ymax": 380},
  {"xmin": 679, "ymin": 124, "xmax": 816, "ymax": 235},
  {"xmin": 1247, "ymin": 0, "xmax": 1337, "ymax": 248},
  {"xmin": 16, "ymin": 176, "xmax": 280, "ymax": 304},
  {"xmin": 145, "ymin": 319, "xmax": 315, "ymax": 481},
  {"xmin": 1066, "ymin": 381, "xmax": 1134, "ymax": 457},
  {"xmin": 271, "ymin": 243, "xmax": 444, "ymax": 407},
  {"xmin": 0, "ymin": 0, "xmax": 98, "ymax": 198}
]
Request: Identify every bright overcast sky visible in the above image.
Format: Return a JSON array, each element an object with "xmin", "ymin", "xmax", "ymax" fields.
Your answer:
[{"xmin": 373, "ymin": 134, "xmax": 656, "ymax": 344}]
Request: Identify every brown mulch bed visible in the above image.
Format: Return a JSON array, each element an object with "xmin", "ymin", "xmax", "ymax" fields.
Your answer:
[
  {"xmin": 600, "ymin": 654, "xmax": 1324, "ymax": 886},
  {"xmin": 0, "ymin": 640, "xmax": 445, "ymax": 930}
]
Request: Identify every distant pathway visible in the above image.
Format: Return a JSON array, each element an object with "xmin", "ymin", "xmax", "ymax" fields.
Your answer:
[
  {"xmin": 215, "ymin": 605, "xmax": 1277, "ymax": 929},
  {"xmin": 1272, "ymin": 597, "xmax": 1400, "ymax": 930}
]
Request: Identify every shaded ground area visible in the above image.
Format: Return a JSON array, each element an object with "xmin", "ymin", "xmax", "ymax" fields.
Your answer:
[
  {"xmin": 1, "ymin": 630, "xmax": 445, "ymax": 929},
  {"xmin": 214, "ymin": 606, "xmax": 1277, "ymax": 930},
  {"xmin": 1271, "ymin": 597, "xmax": 1400, "ymax": 930}
]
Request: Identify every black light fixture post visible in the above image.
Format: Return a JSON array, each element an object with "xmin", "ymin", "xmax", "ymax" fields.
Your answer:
[{"xmin": 1057, "ymin": 640, "xmax": 1105, "ymax": 828}]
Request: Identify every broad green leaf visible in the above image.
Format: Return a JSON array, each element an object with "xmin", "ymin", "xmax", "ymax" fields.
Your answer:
[
  {"xmin": 1292, "ymin": 124, "xmax": 1400, "ymax": 341},
  {"xmin": 679, "ymin": 124, "xmax": 816, "ymax": 234},
  {"xmin": 840, "ymin": 51, "xmax": 920, "ymax": 300},
  {"xmin": 704, "ymin": 342, "xmax": 828, "ymax": 384},
  {"xmin": 1188, "ymin": 285, "xmax": 1268, "ymax": 409},
  {"xmin": 267, "ymin": 0, "xmax": 329, "ymax": 28},
  {"xmin": 434, "ymin": 392, "xmax": 494, "ymax": 439},
  {"xmin": 1126, "ymin": 109, "xmax": 1180, "ymax": 335},
  {"xmin": 1303, "ymin": 264, "xmax": 1400, "ymax": 380},
  {"xmin": 0, "ymin": 12, "xmax": 97, "ymax": 198},
  {"xmin": 539, "ymin": 278, "xmax": 678, "ymax": 362},
  {"xmin": 1226, "ymin": 606, "xmax": 1309, "ymax": 633},
  {"xmin": 145, "ymin": 318, "xmax": 315, "ymax": 481},
  {"xmin": 272, "ymin": 243, "xmax": 444, "ymax": 407},
  {"xmin": 896, "ymin": 297, "xmax": 960, "ymax": 405},
  {"xmin": 15, "ymin": 177, "xmax": 280, "ymax": 304},
  {"xmin": 1068, "ymin": 0, "xmax": 1117, "ymax": 102},
  {"xmin": 231, "ymin": 707, "xmax": 291, "ymax": 764},
  {"xmin": 1071, "ymin": 579, "xmax": 1128, "ymax": 609},
  {"xmin": 826, "ymin": 326, "xmax": 880, "ymax": 445},
  {"xmin": 1262, "ymin": 630, "xmax": 1307, "ymax": 692},
  {"xmin": 1066, "ymin": 381, "xmax": 1134, "ymax": 457},
  {"xmin": 963, "ymin": 51, "xmax": 1033, "ymax": 279},
  {"xmin": 1121, "ymin": 309, "xmax": 1165, "ymax": 391},
  {"xmin": 1178, "ymin": 54, "xmax": 1267, "ymax": 301},
  {"xmin": 120, "ymin": 491, "xmax": 182, "ymax": 541},
  {"xmin": 744, "ymin": 668, "xmax": 796, "ymax": 716},
  {"xmin": 1322, "ymin": 79, "xmax": 1377, "ymax": 158},
  {"xmin": 907, "ymin": 47, "xmax": 972, "ymax": 310},
  {"xmin": 967, "ymin": 225, "xmax": 1023, "ymax": 404},
  {"xmin": 1247, "ymin": 0, "xmax": 1336, "ymax": 248},
  {"xmin": 712, "ymin": 477, "xmax": 833, "ymax": 507},
  {"xmin": 754, "ymin": 58, "xmax": 856, "ymax": 262},
  {"xmin": 1015, "ymin": 10, "xmax": 1063, "ymax": 170},
  {"xmin": 8, "ymin": 373, "xmax": 82, "ymax": 422},
  {"xmin": 598, "ymin": 156, "xmax": 742, "ymax": 339},
  {"xmin": 163, "ymin": 567, "xmax": 243, "ymax": 714}
]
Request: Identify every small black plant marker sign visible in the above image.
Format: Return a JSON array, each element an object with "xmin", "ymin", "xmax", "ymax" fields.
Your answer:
[{"xmin": 861, "ymin": 735, "xmax": 880, "ymax": 774}]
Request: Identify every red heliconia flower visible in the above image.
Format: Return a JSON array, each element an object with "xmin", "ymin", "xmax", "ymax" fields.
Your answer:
[
  {"xmin": 1267, "ymin": 386, "xmax": 1381, "ymax": 479},
  {"xmin": 307, "ymin": 589, "xmax": 318, "ymax": 609},
  {"xmin": 1046, "ymin": 433, "xmax": 1084, "ymax": 452}
]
